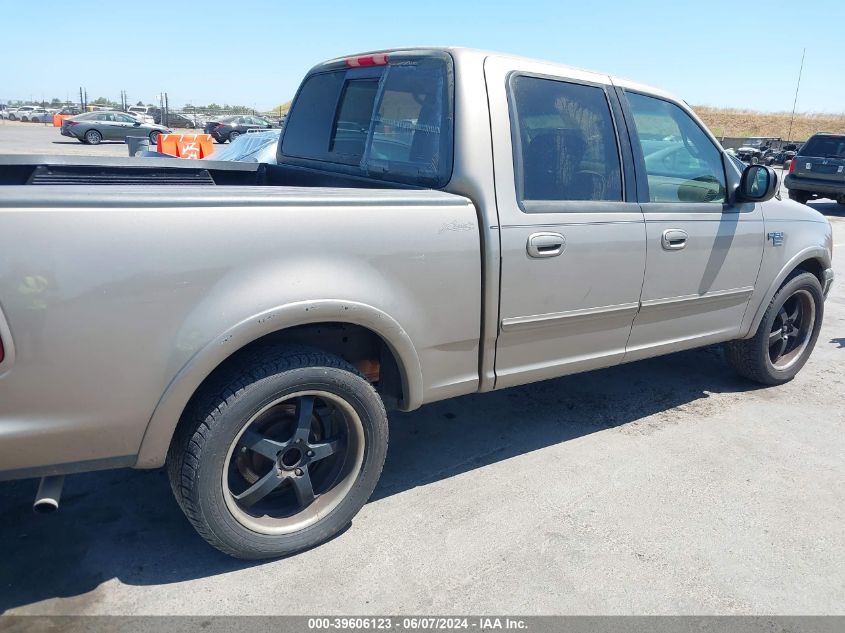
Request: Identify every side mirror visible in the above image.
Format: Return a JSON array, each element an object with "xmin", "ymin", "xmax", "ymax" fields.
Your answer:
[
  {"xmin": 738, "ymin": 164, "xmax": 778, "ymax": 203},
  {"xmin": 133, "ymin": 121, "xmax": 141, "ymax": 126}
]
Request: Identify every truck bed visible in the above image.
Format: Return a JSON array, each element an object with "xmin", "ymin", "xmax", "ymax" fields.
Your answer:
[{"xmin": 0, "ymin": 155, "xmax": 412, "ymax": 190}]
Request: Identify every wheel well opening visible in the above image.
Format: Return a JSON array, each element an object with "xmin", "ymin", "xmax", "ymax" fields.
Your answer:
[
  {"xmin": 794, "ymin": 258, "xmax": 824, "ymax": 285},
  {"xmin": 188, "ymin": 322, "xmax": 405, "ymax": 415}
]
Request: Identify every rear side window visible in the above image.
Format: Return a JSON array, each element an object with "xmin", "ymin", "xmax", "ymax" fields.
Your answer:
[
  {"xmin": 281, "ymin": 53, "xmax": 454, "ymax": 187},
  {"xmin": 800, "ymin": 135, "xmax": 845, "ymax": 159},
  {"xmin": 510, "ymin": 75, "xmax": 623, "ymax": 204}
]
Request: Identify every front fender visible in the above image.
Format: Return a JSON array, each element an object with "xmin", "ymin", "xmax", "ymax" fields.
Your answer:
[
  {"xmin": 134, "ymin": 299, "xmax": 423, "ymax": 468},
  {"xmin": 741, "ymin": 245, "xmax": 832, "ymax": 338}
]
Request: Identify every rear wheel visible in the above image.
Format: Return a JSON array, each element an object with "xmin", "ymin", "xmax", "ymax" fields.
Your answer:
[
  {"xmin": 149, "ymin": 130, "xmax": 161, "ymax": 145},
  {"xmin": 724, "ymin": 271, "xmax": 823, "ymax": 385},
  {"xmin": 228, "ymin": 130, "xmax": 240, "ymax": 142},
  {"xmin": 788, "ymin": 190, "xmax": 811, "ymax": 204},
  {"xmin": 167, "ymin": 346, "xmax": 388, "ymax": 559},
  {"xmin": 84, "ymin": 129, "xmax": 102, "ymax": 145}
]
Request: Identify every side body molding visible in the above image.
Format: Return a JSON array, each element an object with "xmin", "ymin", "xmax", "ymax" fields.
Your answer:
[{"xmin": 135, "ymin": 299, "xmax": 423, "ymax": 468}]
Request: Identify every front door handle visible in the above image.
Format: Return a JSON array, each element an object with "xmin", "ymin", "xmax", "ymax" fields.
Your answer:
[
  {"xmin": 661, "ymin": 229, "xmax": 688, "ymax": 251},
  {"xmin": 527, "ymin": 232, "xmax": 565, "ymax": 258}
]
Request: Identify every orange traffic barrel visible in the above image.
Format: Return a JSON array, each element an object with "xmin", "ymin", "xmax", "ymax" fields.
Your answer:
[{"xmin": 157, "ymin": 134, "xmax": 214, "ymax": 158}]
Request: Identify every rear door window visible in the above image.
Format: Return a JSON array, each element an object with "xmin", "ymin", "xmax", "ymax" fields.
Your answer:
[
  {"xmin": 281, "ymin": 52, "xmax": 454, "ymax": 187},
  {"xmin": 509, "ymin": 75, "xmax": 623, "ymax": 203}
]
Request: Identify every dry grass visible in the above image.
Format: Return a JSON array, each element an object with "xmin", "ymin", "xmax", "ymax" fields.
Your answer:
[{"xmin": 692, "ymin": 106, "xmax": 845, "ymax": 142}]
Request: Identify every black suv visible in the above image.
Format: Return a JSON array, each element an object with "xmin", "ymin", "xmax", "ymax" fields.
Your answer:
[{"xmin": 785, "ymin": 133, "xmax": 845, "ymax": 205}]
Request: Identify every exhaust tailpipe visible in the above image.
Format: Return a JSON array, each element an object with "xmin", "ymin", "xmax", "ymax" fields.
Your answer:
[{"xmin": 33, "ymin": 475, "xmax": 65, "ymax": 514}]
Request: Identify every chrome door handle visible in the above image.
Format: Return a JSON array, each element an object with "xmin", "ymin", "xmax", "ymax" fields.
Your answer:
[
  {"xmin": 527, "ymin": 232, "xmax": 565, "ymax": 258},
  {"xmin": 661, "ymin": 229, "xmax": 688, "ymax": 251}
]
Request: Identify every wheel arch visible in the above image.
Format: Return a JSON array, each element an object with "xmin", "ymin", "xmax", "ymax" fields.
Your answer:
[
  {"xmin": 743, "ymin": 247, "xmax": 830, "ymax": 338},
  {"xmin": 135, "ymin": 300, "xmax": 423, "ymax": 468}
]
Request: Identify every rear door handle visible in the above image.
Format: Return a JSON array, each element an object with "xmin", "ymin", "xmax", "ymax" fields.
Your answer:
[
  {"xmin": 527, "ymin": 232, "xmax": 565, "ymax": 258},
  {"xmin": 661, "ymin": 229, "xmax": 688, "ymax": 251}
]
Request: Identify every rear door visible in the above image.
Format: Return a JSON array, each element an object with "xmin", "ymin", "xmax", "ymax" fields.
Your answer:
[
  {"xmin": 619, "ymin": 89, "xmax": 764, "ymax": 360},
  {"xmin": 793, "ymin": 135, "xmax": 845, "ymax": 186},
  {"xmin": 96, "ymin": 112, "xmax": 120, "ymax": 140},
  {"xmin": 485, "ymin": 57, "xmax": 647, "ymax": 388}
]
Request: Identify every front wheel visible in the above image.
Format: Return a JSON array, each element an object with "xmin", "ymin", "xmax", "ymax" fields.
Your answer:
[
  {"xmin": 167, "ymin": 346, "xmax": 388, "ymax": 559},
  {"xmin": 724, "ymin": 271, "xmax": 823, "ymax": 385}
]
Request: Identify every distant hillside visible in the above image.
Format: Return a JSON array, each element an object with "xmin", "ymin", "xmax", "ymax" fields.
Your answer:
[{"xmin": 692, "ymin": 106, "xmax": 845, "ymax": 142}]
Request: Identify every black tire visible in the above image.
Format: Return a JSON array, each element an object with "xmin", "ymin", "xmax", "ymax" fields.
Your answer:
[
  {"xmin": 788, "ymin": 190, "xmax": 811, "ymax": 204},
  {"xmin": 228, "ymin": 130, "xmax": 240, "ymax": 142},
  {"xmin": 724, "ymin": 271, "xmax": 823, "ymax": 385},
  {"xmin": 84, "ymin": 129, "xmax": 102, "ymax": 145},
  {"xmin": 149, "ymin": 130, "xmax": 161, "ymax": 145},
  {"xmin": 167, "ymin": 345, "xmax": 388, "ymax": 559}
]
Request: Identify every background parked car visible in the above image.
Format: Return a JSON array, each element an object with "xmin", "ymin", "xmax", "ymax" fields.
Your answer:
[
  {"xmin": 166, "ymin": 112, "xmax": 203, "ymax": 129},
  {"xmin": 0, "ymin": 107, "xmax": 16, "ymax": 120},
  {"xmin": 61, "ymin": 111, "xmax": 171, "ymax": 145},
  {"xmin": 767, "ymin": 144, "xmax": 800, "ymax": 166},
  {"xmin": 10, "ymin": 106, "xmax": 38, "ymax": 121},
  {"xmin": 27, "ymin": 108, "xmax": 53, "ymax": 123},
  {"xmin": 57, "ymin": 106, "xmax": 82, "ymax": 116},
  {"xmin": 127, "ymin": 111, "xmax": 155, "ymax": 125},
  {"xmin": 204, "ymin": 115, "xmax": 276, "ymax": 143},
  {"xmin": 128, "ymin": 105, "xmax": 162, "ymax": 124},
  {"xmin": 204, "ymin": 128, "xmax": 281, "ymax": 163},
  {"xmin": 785, "ymin": 132, "xmax": 845, "ymax": 205}
]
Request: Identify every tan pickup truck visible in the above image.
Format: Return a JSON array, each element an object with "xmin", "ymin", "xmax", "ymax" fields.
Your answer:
[{"xmin": 0, "ymin": 48, "xmax": 834, "ymax": 559}]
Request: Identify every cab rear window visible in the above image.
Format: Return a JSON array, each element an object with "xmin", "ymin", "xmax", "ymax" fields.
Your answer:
[{"xmin": 281, "ymin": 52, "xmax": 454, "ymax": 188}]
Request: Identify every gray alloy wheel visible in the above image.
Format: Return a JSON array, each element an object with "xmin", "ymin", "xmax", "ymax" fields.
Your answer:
[
  {"xmin": 84, "ymin": 129, "xmax": 102, "ymax": 145},
  {"xmin": 167, "ymin": 345, "xmax": 388, "ymax": 559},
  {"xmin": 221, "ymin": 389, "xmax": 365, "ymax": 535},
  {"xmin": 149, "ymin": 130, "xmax": 161, "ymax": 145},
  {"xmin": 228, "ymin": 130, "xmax": 240, "ymax": 142},
  {"xmin": 766, "ymin": 288, "xmax": 816, "ymax": 371},
  {"xmin": 724, "ymin": 271, "xmax": 823, "ymax": 385}
]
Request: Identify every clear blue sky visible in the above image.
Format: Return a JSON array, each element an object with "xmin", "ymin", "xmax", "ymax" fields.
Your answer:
[{"xmin": 2, "ymin": 0, "xmax": 843, "ymax": 113}]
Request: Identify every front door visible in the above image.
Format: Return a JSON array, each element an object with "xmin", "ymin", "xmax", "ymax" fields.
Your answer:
[
  {"xmin": 485, "ymin": 57, "xmax": 647, "ymax": 389},
  {"xmin": 620, "ymin": 90, "xmax": 764, "ymax": 361}
]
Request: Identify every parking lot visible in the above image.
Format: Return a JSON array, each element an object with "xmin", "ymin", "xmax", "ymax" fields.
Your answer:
[
  {"xmin": 0, "ymin": 121, "xmax": 843, "ymax": 616},
  {"xmin": 0, "ymin": 119, "xmax": 205, "ymax": 157}
]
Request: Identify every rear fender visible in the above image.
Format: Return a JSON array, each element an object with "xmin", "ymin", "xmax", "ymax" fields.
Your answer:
[{"xmin": 134, "ymin": 299, "xmax": 423, "ymax": 468}]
